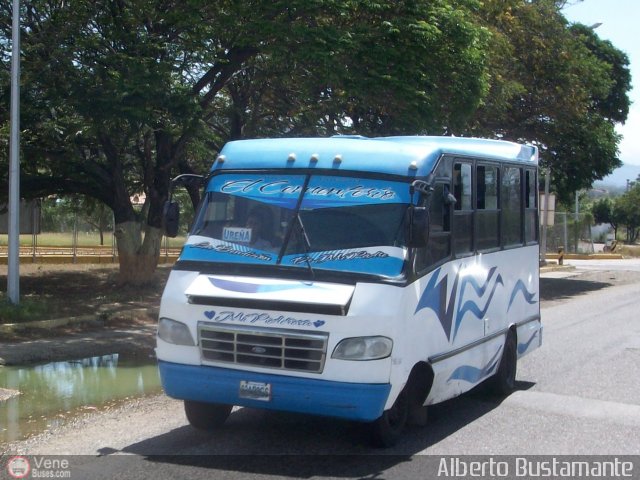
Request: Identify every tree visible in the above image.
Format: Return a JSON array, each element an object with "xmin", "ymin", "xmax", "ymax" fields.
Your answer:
[
  {"xmin": 0, "ymin": 0, "xmax": 490, "ymax": 284},
  {"xmin": 591, "ymin": 197, "xmax": 619, "ymax": 239},
  {"xmin": 614, "ymin": 184, "xmax": 640, "ymax": 244},
  {"xmin": 470, "ymin": 0, "xmax": 631, "ymax": 203}
]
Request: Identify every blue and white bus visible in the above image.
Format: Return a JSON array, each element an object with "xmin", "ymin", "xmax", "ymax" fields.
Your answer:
[{"xmin": 157, "ymin": 136, "xmax": 542, "ymax": 446}]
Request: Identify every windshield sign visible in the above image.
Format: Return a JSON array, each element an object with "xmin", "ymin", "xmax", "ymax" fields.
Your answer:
[{"xmin": 181, "ymin": 173, "xmax": 410, "ymax": 278}]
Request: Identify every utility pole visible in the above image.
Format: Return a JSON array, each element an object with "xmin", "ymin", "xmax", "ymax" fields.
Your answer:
[{"xmin": 8, "ymin": 0, "xmax": 21, "ymax": 304}]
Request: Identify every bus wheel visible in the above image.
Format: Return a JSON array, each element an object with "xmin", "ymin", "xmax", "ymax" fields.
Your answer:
[
  {"xmin": 488, "ymin": 332, "xmax": 517, "ymax": 396},
  {"xmin": 370, "ymin": 390, "xmax": 409, "ymax": 447},
  {"xmin": 184, "ymin": 400, "xmax": 232, "ymax": 430}
]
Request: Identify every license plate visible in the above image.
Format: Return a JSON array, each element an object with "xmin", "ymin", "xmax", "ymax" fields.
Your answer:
[{"xmin": 239, "ymin": 381, "xmax": 271, "ymax": 402}]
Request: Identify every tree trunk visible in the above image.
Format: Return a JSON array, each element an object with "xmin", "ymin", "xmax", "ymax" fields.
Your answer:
[{"xmin": 114, "ymin": 221, "xmax": 163, "ymax": 285}]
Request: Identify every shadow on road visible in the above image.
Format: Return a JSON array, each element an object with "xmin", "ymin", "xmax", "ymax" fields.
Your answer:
[
  {"xmin": 539, "ymin": 277, "xmax": 612, "ymax": 303},
  {"xmin": 108, "ymin": 382, "xmax": 537, "ymax": 476}
]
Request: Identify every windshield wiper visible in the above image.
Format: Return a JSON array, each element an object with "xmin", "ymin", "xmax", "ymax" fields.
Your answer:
[
  {"xmin": 295, "ymin": 213, "xmax": 315, "ymax": 280},
  {"xmin": 276, "ymin": 174, "xmax": 315, "ymax": 279}
]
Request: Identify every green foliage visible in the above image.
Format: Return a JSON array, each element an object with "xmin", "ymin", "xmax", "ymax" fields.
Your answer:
[
  {"xmin": 0, "ymin": 0, "xmax": 633, "ymax": 278},
  {"xmin": 592, "ymin": 184, "xmax": 640, "ymax": 243},
  {"xmin": 614, "ymin": 183, "xmax": 640, "ymax": 244},
  {"xmin": 0, "ymin": 297, "xmax": 50, "ymax": 324},
  {"xmin": 591, "ymin": 197, "xmax": 614, "ymax": 226},
  {"xmin": 205, "ymin": 0, "xmax": 490, "ymax": 138},
  {"xmin": 470, "ymin": 0, "xmax": 629, "ymax": 202}
]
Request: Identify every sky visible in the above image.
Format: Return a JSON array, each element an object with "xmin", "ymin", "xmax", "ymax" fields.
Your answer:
[{"xmin": 562, "ymin": 0, "xmax": 640, "ymax": 166}]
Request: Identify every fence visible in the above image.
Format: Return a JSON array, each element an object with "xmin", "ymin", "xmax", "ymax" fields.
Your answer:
[
  {"xmin": 0, "ymin": 196, "xmax": 195, "ymax": 263},
  {"xmin": 0, "ymin": 207, "xmax": 609, "ymax": 262},
  {"xmin": 542, "ymin": 211, "xmax": 601, "ymax": 255},
  {"xmin": 0, "ymin": 214, "xmax": 185, "ymax": 264}
]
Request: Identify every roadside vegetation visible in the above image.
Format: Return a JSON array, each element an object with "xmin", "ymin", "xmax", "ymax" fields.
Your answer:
[
  {"xmin": 590, "ymin": 177, "xmax": 640, "ymax": 245},
  {"xmin": 0, "ymin": 0, "xmax": 631, "ymax": 285}
]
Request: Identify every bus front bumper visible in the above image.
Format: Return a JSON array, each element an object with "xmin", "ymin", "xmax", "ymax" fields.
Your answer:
[{"xmin": 158, "ymin": 360, "xmax": 390, "ymax": 422}]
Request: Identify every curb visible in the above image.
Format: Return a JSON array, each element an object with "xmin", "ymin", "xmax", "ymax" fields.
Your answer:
[
  {"xmin": 0, "ymin": 306, "xmax": 159, "ymax": 335},
  {"xmin": 545, "ymin": 253, "xmax": 624, "ymax": 260},
  {"xmin": 540, "ymin": 264, "xmax": 576, "ymax": 274}
]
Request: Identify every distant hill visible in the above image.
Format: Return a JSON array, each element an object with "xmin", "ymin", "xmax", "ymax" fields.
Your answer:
[{"xmin": 593, "ymin": 163, "xmax": 640, "ymax": 192}]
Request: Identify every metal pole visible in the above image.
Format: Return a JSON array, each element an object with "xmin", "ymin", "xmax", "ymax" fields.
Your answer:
[
  {"xmin": 73, "ymin": 213, "xmax": 78, "ymax": 263},
  {"xmin": 111, "ymin": 211, "xmax": 116, "ymax": 261},
  {"xmin": 32, "ymin": 201, "xmax": 36, "ymax": 262},
  {"xmin": 540, "ymin": 168, "xmax": 550, "ymax": 265},
  {"xmin": 7, "ymin": 0, "xmax": 21, "ymax": 304},
  {"xmin": 574, "ymin": 191, "xmax": 579, "ymax": 253}
]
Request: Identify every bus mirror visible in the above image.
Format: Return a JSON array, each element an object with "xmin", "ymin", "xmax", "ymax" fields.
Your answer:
[
  {"xmin": 163, "ymin": 201, "xmax": 180, "ymax": 238},
  {"xmin": 408, "ymin": 206, "xmax": 429, "ymax": 248}
]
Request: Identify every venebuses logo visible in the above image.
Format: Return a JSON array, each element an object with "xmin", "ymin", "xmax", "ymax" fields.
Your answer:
[{"xmin": 6, "ymin": 456, "xmax": 30, "ymax": 479}]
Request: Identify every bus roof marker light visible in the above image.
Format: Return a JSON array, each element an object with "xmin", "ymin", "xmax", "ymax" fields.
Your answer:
[
  {"xmin": 216, "ymin": 155, "xmax": 226, "ymax": 164},
  {"xmin": 409, "ymin": 161, "xmax": 418, "ymax": 170},
  {"xmin": 310, "ymin": 153, "xmax": 319, "ymax": 163},
  {"xmin": 287, "ymin": 153, "xmax": 296, "ymax": 163},
  {"xmin": 334, "ymin": 154, "xmax": 343, "ymax": 164}
]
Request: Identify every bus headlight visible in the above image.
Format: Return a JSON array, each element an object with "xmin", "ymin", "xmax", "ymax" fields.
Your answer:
[
  {"xmin": 332, "ymin": 336, "xmax": 393, "ymax": 361},
  {"xmin": 158, "ymin": 318, "xmax": 196, "ymax": 346}
]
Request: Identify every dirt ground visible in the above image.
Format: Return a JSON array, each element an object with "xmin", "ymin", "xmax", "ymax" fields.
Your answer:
[
  {"xmin": 0, "ymin": 263, "xmax": 170, "ymax": 321},
  {"xmin": 0, "ymin": 263, "xmax": 169, "ymax": 366}
]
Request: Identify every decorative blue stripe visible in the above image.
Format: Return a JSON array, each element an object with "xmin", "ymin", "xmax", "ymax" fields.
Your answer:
[
  {"xmin": 180, "ymin": 242, "xmax": 405, "ymax": 277},
  {"xmin": 207, "ymin": 173, "xmax": 410, "ymax": 209},
  {"xmin": 447, "ymin": 347, "xmax": 502, "ymax": 384},
  {"xmin": 281, "ymin": 251, "xmax": 404, "ymax": 277},
  {"xmin": 414, "ymin": 267, "xmax": 457, "ymax": 341},
  {"xmin": 518, "ymin": 330, "xmax": 539, "ymax": 355},
  {"xmin": 416, "ymin": 266, "xmax": 538, "ymax": 344},
  {"xmin": 453, "ymin": 268, "xmax": 504, "ymax": 340},
  {"xmin": 508, "ymin": 280, "xmax": 537, "ymax": 311},
  {"xmin": 180, "ymin": 242, "xmax": 274, "ymax": 265},
  {"xmin": 158, "ymin": 361, "xmax": 390, "ymax": 422}
]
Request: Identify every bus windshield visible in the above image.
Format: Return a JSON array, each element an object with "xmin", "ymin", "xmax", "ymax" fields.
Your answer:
[{"xmin": 183, "ymin": 172, "xmax": 411, "ymax": 278}]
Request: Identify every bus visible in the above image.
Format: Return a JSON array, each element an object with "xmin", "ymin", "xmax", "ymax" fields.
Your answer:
[{"xmin": 157, "ymin": 136, "xmax": 542, "ymax": 447}]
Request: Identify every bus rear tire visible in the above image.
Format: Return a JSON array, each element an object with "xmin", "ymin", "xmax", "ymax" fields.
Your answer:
[
  {"xmin": 488, "ymin": 331, "xmax": 517, "ymax": 396},
  {"xmin": 369, "ymin": 390, "xmax": 409, "ymax": 448},
  {"xmin": 184, "ymin": 400, "xmax": 232, "ymax": 430}
]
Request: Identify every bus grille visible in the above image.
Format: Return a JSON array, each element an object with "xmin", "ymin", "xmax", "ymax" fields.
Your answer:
[{"xmin": 198, "ymin": 323, "xmax": 329, "ymax": 374}]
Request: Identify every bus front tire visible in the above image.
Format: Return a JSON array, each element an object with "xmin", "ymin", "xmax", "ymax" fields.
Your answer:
[
  {"xmin": 184, "ymin": 400, "xmax": 232, "ymax": 430},
  {"xmin": 370, "ymin": 390, "xmax": 409, "ymax": 448},
  {"xmin": 488, "ymin": 332, "xmax": 517, "ymax": 396}
]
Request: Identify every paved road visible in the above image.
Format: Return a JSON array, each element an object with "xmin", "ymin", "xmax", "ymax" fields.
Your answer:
[
  {"xmin": 4, "ymin": 260, "xmax": 640, "ymax": 479},
  {"xmin": 564, "ymin": 258, "xmax": 640, "ymax": 272}
]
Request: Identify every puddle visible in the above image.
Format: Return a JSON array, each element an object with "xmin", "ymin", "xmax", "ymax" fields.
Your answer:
[{"xmin": 0, "ymin": 354, "xmax": 161, "ymax": 444}]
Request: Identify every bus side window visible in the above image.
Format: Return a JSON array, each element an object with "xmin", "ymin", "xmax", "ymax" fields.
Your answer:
[
  {"xmin": 525, "ymin": 169, "xmax": 538, "ymax": 244},
  {"xmin": 476, "ymin": 164, "xmax": 500, "ymax": 251},
  {"xmin": 414, "ymin": 183, "xmax": 451, "ymax": 274},
  {"xmin": 453, "ymin": 162, "xmax": 473, "ymax": 256},
  {"xmin": 501, "ymin": 166, "xmax": 523, "ymax": 247}
]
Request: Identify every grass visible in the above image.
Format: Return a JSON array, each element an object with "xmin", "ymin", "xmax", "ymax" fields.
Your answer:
[
  {"xmin": 0, "ymin": 297, "xmax": 51, "ymax": 324},
  {"xmin": 616, "ymin": 244, "xmax": 640, "ymax": 257}
]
